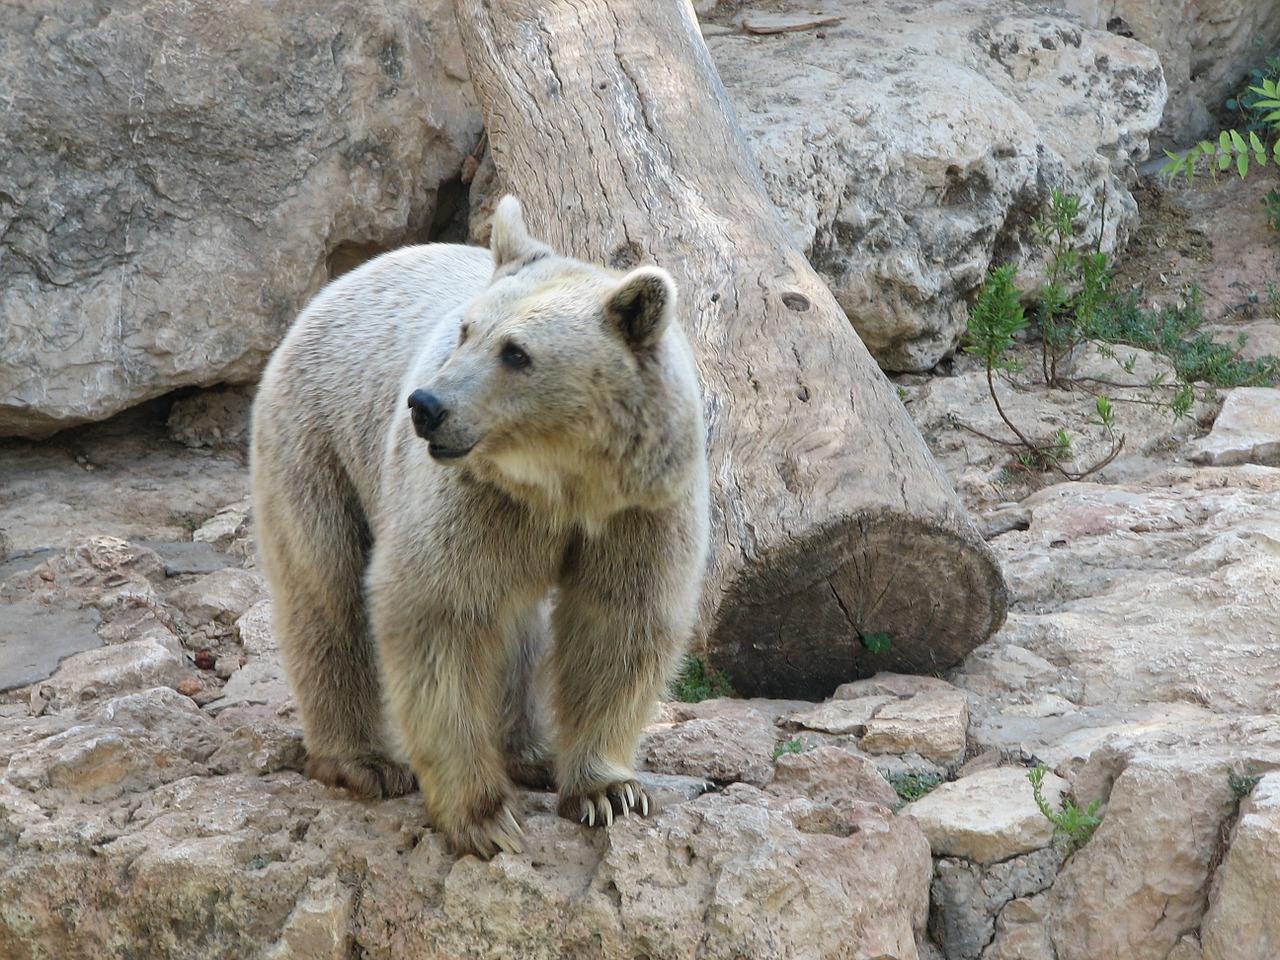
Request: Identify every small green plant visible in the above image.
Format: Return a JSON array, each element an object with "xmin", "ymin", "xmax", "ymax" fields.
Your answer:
[
  {"xmin": 861, "ymin": 631, "xmax": 892, "ymax": 654},
  {"xmin": 1030, "ymin": 191, "xmax": 1111, "ymax": 387},
  {"xmin": 1028, "ymin": 764, "xmax": 1102, "ymax": 854},
  {"xmin": 772, "ymin": 738, "xmax": 808, "ymax": 762},
  {"xmin": 1086, "ymin": 290, "xmax": 1279, "ymax": 388},
  {"xmin": 884, "ymin": 771, "xmax": 943, "ymax": 804},
  {"xmin": 1228, "ymin": 764, "xmax": 1263, "ymax": 801},
  {"xmin": 670, "ymin": 654, "xmax": 734, "ymax": 702},
  {"xmin": 167, "ymin": 510, "xmax": 209, "ymax": 533},
  {"xmin": 1161, "ymin": 50, "xmax": 1280, "ymax": 184}
]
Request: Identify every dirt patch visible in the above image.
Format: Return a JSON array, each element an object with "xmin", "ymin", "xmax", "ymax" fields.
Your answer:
[{"xmin": 1113, "ymin": 173, "xmax": 1280, "ymax": 328}]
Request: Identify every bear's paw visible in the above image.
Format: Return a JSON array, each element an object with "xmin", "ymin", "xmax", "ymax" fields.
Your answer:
[
  {"xmin": 305, "ymin": 755, "xmax": 417, "ymax": 800},
  {"xmin": 557, "ymin": 778, "xmax": 651, "ymax": 827}
]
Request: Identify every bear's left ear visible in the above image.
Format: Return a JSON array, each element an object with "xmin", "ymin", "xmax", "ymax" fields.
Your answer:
[
  {"xmin": 491, "ymin": 195, "xmax": 554, "ymax": 272},
  {"xmin": 605, "ymin": 266, "xmax": 677, "ymax": 349}
]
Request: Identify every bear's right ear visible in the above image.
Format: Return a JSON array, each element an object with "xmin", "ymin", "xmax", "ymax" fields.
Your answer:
[{"xmin": 491, "ymin": 196, "xmax": 554, "ymax": 272}]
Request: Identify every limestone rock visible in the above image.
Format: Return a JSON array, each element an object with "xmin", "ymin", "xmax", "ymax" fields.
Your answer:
[
  {"xmin": 1201, "ymin": 772, "xmax": 1280, "ymax": 960},
  {"xmin": 861, "ymin": 688, "xmax": 970, "ymax": 763},
  {"xmin": 901, "ymin": 766, "xmax": 1066, "ymax": 864},
  {"xmin": 788, "ymin": 695, "xmax": 895, "ymax": 735},
  {"xmin": 1190, "ymin": 387, "xmax": 1280, "ymax": 467},
  {"xmin": 1045, "ymin": 754, "xmax": 1238, "ymax": 960},
  {"xmin": 166, "ymin": 568, "xmax": 266, "ymax": 626},
  {"xmin": 166, "ymin": 387, "xmax": 255, "ymax": 449},
  {"xmin": 706, "ymin": 0, "xmax": 1165, "ymax": 371},
  {"xmin": 1054, "ymin": 0, "xmax": 1280, "ymax": 149},
  {"xmin": 0, "ymin": 0, "xmax": 481, "ymax": 437},
  {"xmin": 836, "ymin": 672, "xmax": 956, "ymax": 701},
  {"xmin": 640, "ymin": 703, "xmax": 778, "ymax": 787},
  {"xmin": 43, "ymin": 639, "xmax": 188, "ymax": 705},
  {"xmin": 955, "ymin": 469, "xmax": 1280, "ymax": 716},
  {"xmin": 929, "ymin": 850, "xmax": 1062, "ymax": 960},
  {"xmin": 768, "ymin": 744, "xmax": 901, "ymax": 809},
  {"xmin": 193, "ymin": 498, "xmax": 254, "ymax": 554}
]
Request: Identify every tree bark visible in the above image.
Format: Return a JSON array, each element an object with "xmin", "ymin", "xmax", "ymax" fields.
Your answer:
[{"xmin": 451, "ymin": 0, "xmax": 1008, "ymax": 699}]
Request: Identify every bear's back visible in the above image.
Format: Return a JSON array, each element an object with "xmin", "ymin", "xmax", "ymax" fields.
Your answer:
[{"xmin": 255, "ymin": 243, "xmax": 494, "ymax": 508}]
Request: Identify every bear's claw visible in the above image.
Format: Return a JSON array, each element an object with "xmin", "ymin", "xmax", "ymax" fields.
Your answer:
[
  {"xmin": 559, "ymin": 778, "xmax": 651, "ymax": 828},
  {"xmin": 449, "ymin": 802, "xmax": 525, "ymax": 859}
]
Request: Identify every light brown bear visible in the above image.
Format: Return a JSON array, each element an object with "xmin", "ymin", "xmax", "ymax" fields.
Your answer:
[{"xmin": 251, "ymin": 197, "xmax": 709, "ymax": 858}]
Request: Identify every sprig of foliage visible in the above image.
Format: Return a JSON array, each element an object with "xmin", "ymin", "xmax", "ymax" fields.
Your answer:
[
  {"xmin": 670, "ymin": 654, "xmax": 734, "ymax": 702},
  {"xmin": 1028, "ymin": 764, "xmax": 1102, "ymax": 855},
  {"xmin": 1228, "ymin": 764, "xmax": 1263, "ymax": 802},
  {"xmin": 883, "ymin": 771, "xmax": 943, "ymax": 804},
  {"xmin": 771, "ymin": 738, "xmax": 808, "ymax": 761},
  {"xmin": 861, "ymin": 631, "xmax": 893, "ymax": 654}
]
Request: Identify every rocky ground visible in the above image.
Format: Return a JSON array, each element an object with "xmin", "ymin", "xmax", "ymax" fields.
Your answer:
[{"xmin": 3, "ymin": 174, "xmax": 1280, "ymax": 960}]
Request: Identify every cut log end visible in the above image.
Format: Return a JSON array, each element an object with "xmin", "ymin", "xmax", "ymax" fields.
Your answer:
[{"xmin": 708, "ymin": 518, "xmax": 1008, "ymax": 700}]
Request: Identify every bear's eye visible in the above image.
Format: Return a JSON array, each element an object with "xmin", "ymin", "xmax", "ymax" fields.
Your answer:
[
  {"xmin": 500, "ymin": 342, "xmax": 531, "ymax": 370},
  {"xmin": 458, "ymin": 322, "xmax": 471, "ymax": 346}
]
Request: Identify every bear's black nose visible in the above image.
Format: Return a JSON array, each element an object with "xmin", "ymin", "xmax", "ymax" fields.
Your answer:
[{"xmin": 407, "ymin": 389, "xmax": 448, "ymax": 439}]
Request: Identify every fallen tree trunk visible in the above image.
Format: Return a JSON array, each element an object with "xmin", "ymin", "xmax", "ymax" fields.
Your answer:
[{"xmin": 452, "ymin": 0, "xmax": 1007, "ymax": 699}]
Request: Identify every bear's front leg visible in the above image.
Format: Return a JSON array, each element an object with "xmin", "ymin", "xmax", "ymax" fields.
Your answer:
[
  {"xmin": 370, "ymin": 582, "xmax": 525, "ymax": 859},
  {"xmin": 550, "ymin": 509, "xmax": 703, "ymax": 827}
]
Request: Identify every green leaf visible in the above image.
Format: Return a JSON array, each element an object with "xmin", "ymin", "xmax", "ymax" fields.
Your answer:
[
  {"xmin": 1238, "ymin": 150, "xmax": 1249, "ymax": 179},
  {"xmin": 1220, "ymin": 130, "xmax": 1232, "ymax": 152},
  {"xmin": 862, "ymin": 631, "xmax": 892, "ymax": 653},
  {"xmin": 1250, "ymin": 131, "xmax": 1265, "ymax": 153},
  {"xmin": 1229, "ymin": 129, "xmax": 1248, "ymax": 153}
]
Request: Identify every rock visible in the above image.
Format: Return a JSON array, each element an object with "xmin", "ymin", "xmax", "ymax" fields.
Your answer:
[
  {"xmin": 1045, "ymin": 754, "xmax": 1238, "ymax": 960},
  {"xmin": 835, "ymin": 672, "xmax": 956, "ymax": 701},
  {"xmin": 235, "ymin": 599, "xmax": 277, "ymax": 658},
  {"xmin": 6, "ymin": 688, "xmax": 221, "ymax": 801},
  {"xmin": 166, "ymin": 387, "xmax": 254, "ymax": 448},
  {"xmin": 1054, "ymin": 0, "xmax": 1280, "ymax": 150},
  {"xmin": 982, "ymin": 894, "xmax": 1056, "ymax": 960},
  {"xmin": 43, "ymin": 638, "xmax": 188, "ymax": 705},
  {"xmin": 206, "ymin": 658, "xmax": 292, "ymax": 718},
  {"xmin": 0, "ymin": 0, "xmax": 481, "ymax": 438},
  {"xmin": 0, "ymin": 768, "xmax": 932, "ymax": 960},
  {"xmin": 861, "ymin": 688, "xmax": 970, "ymax": 763},
  {"xmin": 900, "ymin": 766, "xmax": 1066, "ymax": 864},
  {"xmin": 1200, "ymin": 771, "xmax": 1280, "ymax": 960},
  {"xmin": 768, "ymin": 744, "xmax": 901, "ymax": 809},
  {"xmin": 640, "ymin": 704, "xmax": 778, "ymax": 787},
  {"xmin": 193, "ymin": 498, "xmax": 253, "ymax": 553},
  {"xmin": 1, "ymin": 536, "xmax": 167, "ymax": 611},
  {"xmin": 929, "ymin": 849, "xmax": 1062, "ymax": 960},
  {"xmin": 143, "ymin": 540, "xmax": 241, "ymax": 578},
  {"xmin": 263, "ymin": 873, "xmax": 355, "ymax": 960},
  {"xmin": 208, "ymin": 721, "xmax": 305, "ymax": 777},
  {"xmin": 705, "ymin": 0, "xmax": 1164, "ymax": 371},
  {"xmin": 166, "ymin": 568, "xmax": 266, "ymax": 625},
  {"xmin": 1190, "ymin": 387, "xmax": 1280, "ymax": 467},
  {"xmin": 904, "ymin": 347, "xmax": 1210, "ymax": 503},
  {"xmin": 0, "ymin": 601, "xmax": 102, "ymax": 693},
  {"xmin": 788, "ymin": 695, "xmax": 896, "ymax": 735}
]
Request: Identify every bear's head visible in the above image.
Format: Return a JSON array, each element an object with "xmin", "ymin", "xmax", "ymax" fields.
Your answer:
[{"xmin": 407, "ymin": 196, "xmax": 695, "ymax": 516}]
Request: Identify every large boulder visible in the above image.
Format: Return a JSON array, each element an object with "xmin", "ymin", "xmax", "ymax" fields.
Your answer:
[
  {"xmin": 1054, "ymin": 0, "xmax": 1280, "ymax": 150},
  {"xmin": 0, "ymin": 0, "xmax": 480, "ymax": 438},
  {"xmin": 705, "ymin": 0, "xmax": 1166, "ymax": 371}
]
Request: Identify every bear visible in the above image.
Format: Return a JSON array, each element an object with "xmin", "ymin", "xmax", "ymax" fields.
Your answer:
[{"xmin": 250, "ymin": 196, "xmax": 710, "ymax": 858}]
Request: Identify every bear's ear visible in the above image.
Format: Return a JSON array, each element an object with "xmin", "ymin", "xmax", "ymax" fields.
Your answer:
[
  {"xmin": 490, "ymin": 195, "xmax": 553, "ymax": 271},
  {"xmin": 605, "ymin": 266, "xmax": 677, "ymax": 349}
]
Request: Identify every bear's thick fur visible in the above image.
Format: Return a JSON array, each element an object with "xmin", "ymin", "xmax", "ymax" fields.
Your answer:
[{"xmin": 251, "ymin": 197, "xmax": 709, "ymax": 857}]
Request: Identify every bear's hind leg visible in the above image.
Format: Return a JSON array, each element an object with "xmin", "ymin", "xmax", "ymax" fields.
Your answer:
[{"xmin": 255, "ymin": 454, "xmax": 412, "ymax": 799}]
